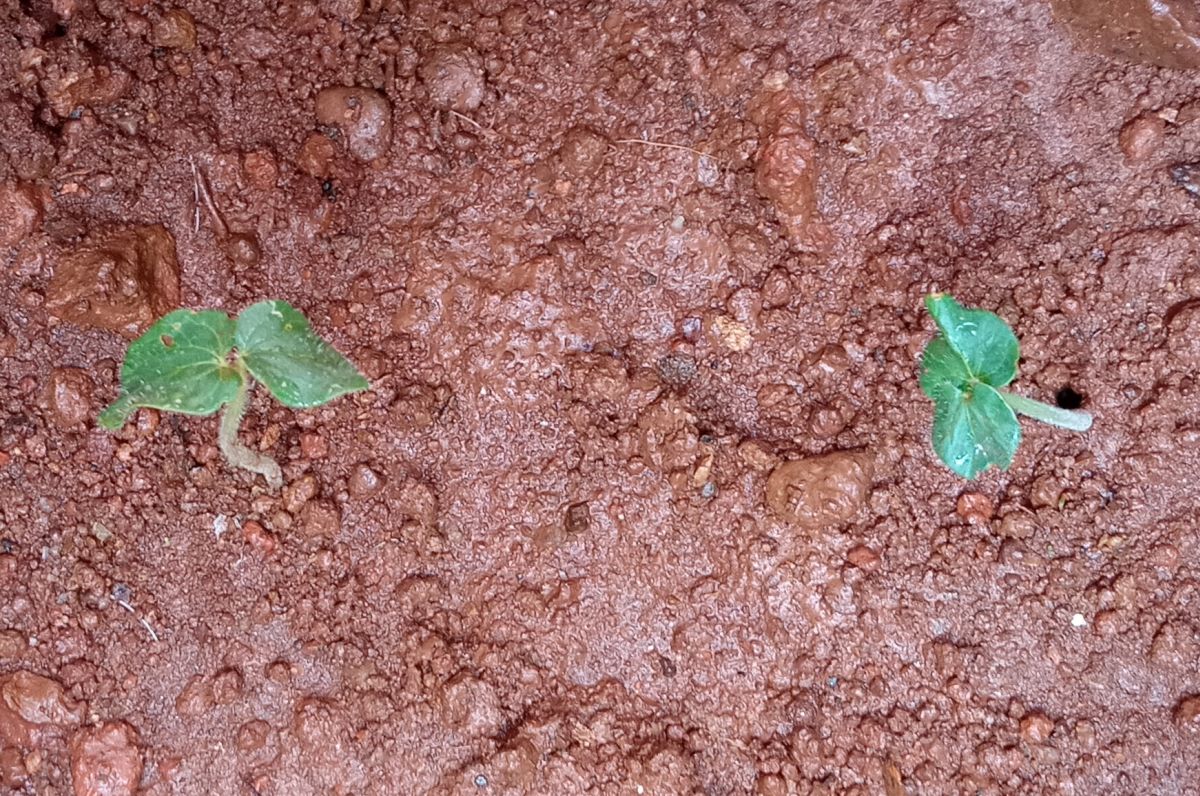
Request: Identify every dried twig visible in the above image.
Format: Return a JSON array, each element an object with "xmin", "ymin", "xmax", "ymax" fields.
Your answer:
[
  {"xmin": 190, "ymin": 157, "xmax": 228, "ymax": 236},
  {"xmin": 615, "ymin": 138, "xmax": 715, "ymax": 159},
  {"xmin": 116, "ymin": 599, "xmax": 160, "ymax": 643},
  {"xmin": 448, "ymin": 109, "xmax": 497, "ymax": 139}
]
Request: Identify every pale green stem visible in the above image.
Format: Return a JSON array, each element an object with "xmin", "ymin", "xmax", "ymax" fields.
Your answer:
[
  {"xmin": 1001, "ymin": 391, "xmax": 1093, "ymax": 432},
  {"xmin": 217, "ymin": 367, "xmax": 283, "ymax": 490}
]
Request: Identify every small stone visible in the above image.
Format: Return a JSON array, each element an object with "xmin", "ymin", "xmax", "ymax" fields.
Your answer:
[
  {"xmin": 242, "ymin": 150, "xmax": 278, "ymax": 189},
  {"xmin": 737, "ymin": 442, "xmax": 778, "ymax": 475},
  {"xmin": 766, "ymin": 451, "xmax": 873, "ymax": 529},
  {"xmin": 845, "ymin": 544, "xmax": 880, "ymax": 571},
  {"xmin": 211, "ymin": 669, "xmax": 243, "ymax": 705},
  {"xmin": 150, "ymin": 9, "xmax": 197, "ymax": 51},
  {"xmin": 997, "ymin": 512, "xmax": 1036, "ymax": 539},
  {"xmin": 755, "ymin": 122, "xmax": 831, "ymax": 252},
  {"xmin": 320, "ymin": 0, "xmax": 363, "ymax": 22},
  {"xmin": 1019, "ymin": 711, "xmax": 1054, "ymax": 743},
  {"xmin": 44, "ymin": 368, "xmax": 94, "ymax": 429},
  {"xmin": 1149, "ymin": 621, "xmax": 1199, "ymax": 668},
  {"xmin": 298, "ymin": 133, "xmax": 336, "ymax": 177},
  {"xmin": 565, "ymin": 502, "xmax": 591, "ymax": 534},
  {"xmin": 315, "ymin": 86, "xmax": 394, "ymax": 163},
  {"xmin": 46, "ymin": 64, "xmax": 130, "ymax": 117},
  {"xmin": 1174, "ymin": 694, "xmax": 1200, "ymax": 731},
  {"xmin": 348, "ymin": 464, "xmax": 384, "ymax": 498},
  {"xmin": 755, "ymin": 772, "xmax": 787, "ymax": 796},
  {"xmin": 1029, "ymin": 475, "xmax": 1063, "ymax": 509},
  {"xmin": 1119, "ymin": 114, "xmax": 1165, "ymax": 163},
  {"xmin": 0, "ymin": 747, "xmax": 24, "ymax": 790},
  {"xmin": 0, "ymin": 631, "xmax": 25, "ymax": 659},
  {"xmin": 300, "ymin": 500, "xmax": 341, "ymax": 538},
  {"xmin": 656, "ymin": 354, "xmax": 697, "ymax": 387},
  {"xmin": 134, "ymin": 408, "xmax": 160, "ymax": 437},
  {"xmin": 236, "ymin": 719, "xmax": 271, "ymax": 754},
  {"xmin": 223, "ymin": 234, "xmax": 260, "ymax": 270},
  {"xmin": 1166, "ymin": 303, "xmax": 1200, "ymax": 367},
  {"xmin": 0, "ymin": 183, "xmax": 42, "ymax": 250},
  {"xmin": 242, "ymin": 521, "xmax": 278, "ymax": 557},
  {"xmin": 439, "ymin": 674, "xmax": 503, "ymax": 738},
  {"xmin": 282, "ymin": 474, "xmax": 318, "ymax": 514},
  {"xmin": 0, "ymin": 671, "xmax": 85, "ymax": 748},
  {"xmin": 711, "ymin": 315, "xmax": 752, "ymax": 351},
  {"xmin": 419, "ymin": 45, "xmax": 486, "ymax": 112},
  {"xmin": 955, "ymin": 492, "xmax": 994, "ymax": 525},
  {"xmin": 173, "ymin": 676, "xmax": 213, "ymax": 717},
  {"xmin": 69, "ymin": 721, "xmax": 142, "ymax": 796},
  {"xmin": 557, "ymin": 127, "xmax": 609, "ymax": 178},
  {"xmin": 1094, "ymin": 609, "xmax": 1121, "ymax": 636},
  {"xmin": 46, "ymin": 225, "xmax": 180, "ymax": 338},
  {"xmin": 299, "ymin": 432, "xmax": 328, "ymax": 459},
  {"xmin": 265, "ymin": 661, "xmax": 292, "ymax": 684}
]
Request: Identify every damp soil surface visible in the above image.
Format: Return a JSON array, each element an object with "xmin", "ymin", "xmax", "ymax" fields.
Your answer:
[{"xmin": 3, "ymin": 1, "xmax": 1200, "ymax": 794}]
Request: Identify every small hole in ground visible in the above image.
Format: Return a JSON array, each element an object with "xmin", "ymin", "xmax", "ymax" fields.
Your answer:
[{"xmin": 1056, "ymin": 386, "xmax": 1083, "ymax": 409}]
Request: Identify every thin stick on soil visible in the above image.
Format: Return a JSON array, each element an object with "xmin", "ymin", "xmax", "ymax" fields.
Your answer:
[
  {"xmin": 448, "ymin": 109, "xmax": 497, "ymax": 139},
  {"xmin": 614, "ymin": 138, "xmax": 716, "ymax": 159},
  {"xmin": 116, "ymin": 599, "xmax": 160, "ymax": 643},
  {"xmin": 191, "ymin": 160, "xmax": 202, "ymax": 233},
  {"xmin": 190, "ymin": 157, "xmax": 229, "ymax": 237}
]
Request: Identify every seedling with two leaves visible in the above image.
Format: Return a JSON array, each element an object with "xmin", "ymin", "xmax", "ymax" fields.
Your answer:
[
  {"xmin": 920, "ymin": 294, "xmax": 1092, "ymax": 479},
  {"xmin": 99, "ymin": 300, "xmax": 368, "ymax": 488}
]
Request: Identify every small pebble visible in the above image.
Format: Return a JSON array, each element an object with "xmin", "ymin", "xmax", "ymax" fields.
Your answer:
[
  {"xmin": 348, "ymin": 464, "xmax": 384, "ymax": 498},
  {"xmin": 419, "ymin": 45, "xmax": 486, "ymax": 112},
  {"xmin": 1019, "ymin": 711, "xmax": 1055, "ymax": 744},
  {"xmin": 955, "ymin": 492, "xmax": 994, "ymax": 525},
  {"xmin": 1119, "ymin": 114, "xmax": 1165, "ymax": 163},
  {"xmin": 44, "ymin": 368, "xmax": 94, "ymax": 429},
  {"xmin": 846, "ymin": 544, "xmax": 881, "ymax": 571}
]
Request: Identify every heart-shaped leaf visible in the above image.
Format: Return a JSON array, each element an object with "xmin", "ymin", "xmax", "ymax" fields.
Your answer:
[
  {"xmin": 920, "ymin": 294, "xmax": 1022, "ymax": 479},
  {"xmin": 235, "ymin": 300, "xmax": 368, "ymax": 408},
  {"xmin": 98, "ymin": 309, "xmax": 241, "ymax": 429},
  {"xmin": 925, "ymin": 294, "xmax": 1018, "ymax": 388},
  {"xmin": 926, "ymin": 377, "xmax": 1021, "ymax": 479}
]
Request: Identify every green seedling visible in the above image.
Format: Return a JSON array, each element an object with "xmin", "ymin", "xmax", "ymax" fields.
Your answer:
[
  {"xmin": 919, "ymin": 293, "xmax": 1092, "ymax": 479},
  {"xmin": 99, "ymin": 300, "xmax": 368, "ymax": 489}
]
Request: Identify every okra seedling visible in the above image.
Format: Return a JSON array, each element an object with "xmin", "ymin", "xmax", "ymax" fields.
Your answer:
[
  {"xmin": 99, "ymin": 300, "xmax": 368, "ymax": 489},
  {"xmin": 919, "ymin": 293, "xmax": 1092, "ymax": 479}
]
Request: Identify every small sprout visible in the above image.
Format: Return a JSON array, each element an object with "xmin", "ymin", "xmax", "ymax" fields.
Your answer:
[
  {"xmin": 919, "ymin": 293, "xmax": 1092, "ymax": 479},
  {"xmin": 99, "ymin": 300, "xmax": 368, "ymax": 489}
]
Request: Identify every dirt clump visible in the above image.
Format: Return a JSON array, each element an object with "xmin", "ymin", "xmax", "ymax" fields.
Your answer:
[
  {"xmin": 314, "ymin": 86, "xmax": 394, "ymax": 163},
  {"xmin": 0, "ymin": 671, "xmax": 84, "ymax": 749},
  {"xmin": 0, "ymin": 182, "xmax": 43, "ymax": 250},
  {"xmin": 419, "ymin": 44, "xmax": 486, "ymax": 112},
  {"xmin": 69, "ymin": 721, "xmax": 142, "ymax": 796},
  {"xmin": 766, "ymin": 451, "xmax": 874, "ymax": 528},
  {"xmin": 46, "ymin": 225, "xmax": 180, "ymax": 338}
]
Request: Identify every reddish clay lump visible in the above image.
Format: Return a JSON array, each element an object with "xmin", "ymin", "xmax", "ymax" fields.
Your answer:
[
  {"xmin": 69, "ymin": 722, "xmax": 142, "ymax": 796},
  {"xmin": 46, "ymin": 225, "xmax": 180, "ymax": 338},
  {"xmin": 314, "ymin": 87, "xmax": 394, "ymax": 163}
]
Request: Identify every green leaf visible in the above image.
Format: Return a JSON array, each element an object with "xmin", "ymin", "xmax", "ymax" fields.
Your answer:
[
  {"xmin": 235, "ymin": 300, "xmax": 368, "ymax": 408},
  {"xmin": 920, "ymin": 294, "xmax": 1023, "ymax": 478},
  {"xmin": 924, "ymin": 294, "xmax": 1018, "ymax": 388},
  {"xmin": 929, "ymin": 381, "xmax": 1021, "ymax": 479},
  {"xmin": 98, "ymin": 309, "xmax": 242, "ymax": 430}
]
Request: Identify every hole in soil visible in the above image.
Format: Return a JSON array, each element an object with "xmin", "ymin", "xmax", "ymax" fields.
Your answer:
[{"xmin": 1056, "ymin": 386, "xmax": 1083, "ymax": 409}]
